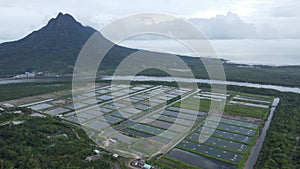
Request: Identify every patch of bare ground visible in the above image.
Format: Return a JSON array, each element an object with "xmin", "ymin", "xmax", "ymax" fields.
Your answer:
[
  {"xmin": 0, "ymin": 90, "xmax": 70, "ymax": 106},
  {"xmin": 222, "ymin": 113, "xmax": 262, "ymax": 124}
]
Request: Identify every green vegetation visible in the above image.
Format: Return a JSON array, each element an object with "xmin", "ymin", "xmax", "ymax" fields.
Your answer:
[
  {"xmin": 141, "ymin": 82, "xmax": 300, "ymax": 169},
  {"xmin": 0, "ymin": 13, "xmax": 96, "ymax": 77},
  {"xmin": 224, "ymin": 104, "xmax": 269, "ymax": 119},
  {"xmin": 173, "ymin": 94, "xmax": 269, "ymax": 119},
  {"xmin": 131, "ymin": 58, "xmax": 300, "ymax": 88},
  {"xmin": 173, "ymin": 97, "xmax": 211, "ymax": 112},
  {"xmin": 231, "ymin": 98, "xmax": 271, "ymax": 106},
  {"xmin": 0, "ymin": 82, "xmax": 71, "ymax": 101},
  {"xmin": 227, "ymin": 65, "xmax": 300, "ymax": 88},
  {"xmin": 0, "ymin": 108, "xmax": 127, "ymax": 169},
  {"xmin": 254, "ymin": 93, "xmax": 300, "ymax": 169},
  {"xmin": 237, "ymin": 92, "xmax": 273, "ymax": 100},
  {"xmin": 1, "ymin": 81, "xmax": 300, "ymax": 169}
]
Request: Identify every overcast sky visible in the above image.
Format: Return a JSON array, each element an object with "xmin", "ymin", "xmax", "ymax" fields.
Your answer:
[{"xmin": 1, "ymin": 0, "xmax": 300, "ymax": 42}]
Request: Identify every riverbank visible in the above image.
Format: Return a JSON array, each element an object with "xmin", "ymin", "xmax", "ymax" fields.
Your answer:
[
  {"xmin": 101, "ymin": 76, "xmax": 300, "ymax": 94},
  {"xmin": 1, "ymin": 76, "xmax": 300, "ymax": 94}
]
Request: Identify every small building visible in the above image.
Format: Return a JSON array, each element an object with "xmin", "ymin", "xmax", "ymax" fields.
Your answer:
[
  {"xmin": 13, "ymin": 72, "xmax": 35, "ymax": 78},
  {"xmin": 93, "ymin": 149, "xmax": 101, "ymax": 155},
  {"xmin": 112, "ymin": 154, "xmax": 119, "ymax": 158},
  {"xmin": 1, "ymin": 103, "xmax": 14, "ymax": 108},
  {"xmin": 13, "ymin": 110, "xmax": 23, "ymax": 114},
  {"xmin": 85, "ymin": 150, "xmax": 102, "ymax": 162},
  {"xmin": 56, "ymin": 114, "xmax": 64, "ymax": 118},
  {"xmin": 85, "ymin": 155, "xmax": 101, "ymax": 162}
]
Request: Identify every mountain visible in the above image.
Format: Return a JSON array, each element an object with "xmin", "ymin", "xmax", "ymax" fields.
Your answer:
[
  {"xmin": 0, "ymin": 13, "xmax": 97, "ymax": 76},
  {"xmin": 0, "ymin": 12, "xmax": 140, "ymax": 77},
  {"xmin": 0, "ymin": 13, "xmax": 300, "ymax": 88}
]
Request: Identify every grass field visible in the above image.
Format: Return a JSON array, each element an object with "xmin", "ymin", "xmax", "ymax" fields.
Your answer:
[
  {"xmin": 224, "ymin": 104, "xmax": 269, "ymax": 119},
  {"xmin": 173, "ymin": 97, "xmax": 211, "ymax": 112},
  {"xmin": 0, "ymin": 82, "xmax": 71, "ymax": 101}
]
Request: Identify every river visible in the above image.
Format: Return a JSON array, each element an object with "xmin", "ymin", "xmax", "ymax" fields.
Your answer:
[
  {"xmin": 101, "ymin": 76, "xmax": 300, "ymax": 94},
  {"xmin": 1, "ymin": 76, "xmax": 300, "ymax": 94}
]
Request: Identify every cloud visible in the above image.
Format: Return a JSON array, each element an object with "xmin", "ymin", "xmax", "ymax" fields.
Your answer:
[
  {"xmin": 245, "ymin": 0, "xmax": 300, "ymax": 39},
  {"xmin": 0, "ymin": 0, "xmax": 260, "ymax": 42},
  {"xmin": 0, "ymin": 0, "xmax": 299, "ymax": 41},
  {"xmin": 271, "ymin": 1, "xmax": 300, "ymax": 18},
  {"xmin": 125, "ymin": 12, "xmax": 278, "ymax": 40},
  {"xmin": 188, "ymin": 12, "xmax": 282, "ymax": 39},
  {"xmin": 116, "ymin": 12, "xmax": 278, "ymax": 40},
  {"xmin": 188, "ymin": 12, "xmax": 257, "ymax": 39}
]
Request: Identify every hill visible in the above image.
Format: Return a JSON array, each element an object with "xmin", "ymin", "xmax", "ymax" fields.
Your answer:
[{"xmin": 0, "ymin": 13, "xmax": 97, "ymax": 76}]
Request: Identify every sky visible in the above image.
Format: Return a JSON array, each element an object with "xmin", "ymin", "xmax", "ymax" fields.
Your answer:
[{"xmin": 0, "ymin": 0, "xmax": 300, "ymax": 42}]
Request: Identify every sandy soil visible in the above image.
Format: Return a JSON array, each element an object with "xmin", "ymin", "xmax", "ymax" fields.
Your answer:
[
  {"xmin": 0, "ymin": 90, "xmax": 70, "ymax": 106},
  {"xmin": 222, "ymin": 113, "xmax": 262, "ymax": 124}
]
